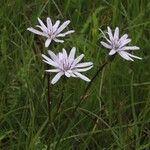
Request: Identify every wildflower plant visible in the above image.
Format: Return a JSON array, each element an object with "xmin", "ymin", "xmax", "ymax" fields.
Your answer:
[
  {"xmin": 27, "ymin": 15, "xmax": 142, "ymax": 148},
  {"xmin": 27, "ymin": 17, "xmax": 75, "ymax": 47},
  {"xmin": 42, "ymin": 47, "xmax": 93, "ymax": 84},
  {"xmin": 78, "ymin": 26, "xmax": 142, "ymax": 107},
  {"xmin": 27, "ymin": 16, "xmax": 143, "ymax": 115},
  {"xmin": 27, "ymin": 16, "xmax": 93, "ymax": 129},
  {"xmin": 100, "ymin": 27, "xmax": 142, "ymax": 61}
]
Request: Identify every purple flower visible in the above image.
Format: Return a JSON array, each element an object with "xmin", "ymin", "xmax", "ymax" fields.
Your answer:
[
  {"xmin": 100, "ymin": 27, "xmax": 142, "ymax": 61},
  {"xmin": 27, "ymin": 17, "xmax": 75, "ymax": 47},
  {"xmin": 42, "ymin": 47, "xmax": 93, "ymax": 84}
]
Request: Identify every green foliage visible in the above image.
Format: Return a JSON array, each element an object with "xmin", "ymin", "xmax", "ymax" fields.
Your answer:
[{"xmin": 0, "ymin": 0, "xmax": 150, "ymax": 149}]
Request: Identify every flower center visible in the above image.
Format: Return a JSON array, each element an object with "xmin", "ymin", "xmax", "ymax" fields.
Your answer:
[
  {"xmin": 112, "ymin": 39, "xmax": 120, "ymax": 50},
  {"xmin": 47, "ymin": 29, "xmax": 55, "ymax": 38},
  {"xmin": 61, "ymin": 59, "xmax": 71, "ymax": 71}
]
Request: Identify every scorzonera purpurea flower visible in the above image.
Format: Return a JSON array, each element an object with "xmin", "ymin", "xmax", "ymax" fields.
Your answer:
[
  {"xmin": 42, "ymin": 47, "xmax": 93, "ymax": 84},
  {"xmin": 100, "ymin": 27, "xmax": 142, "ymax": 61},
  {"xmin": 27, "ymin": 17, "xmax": 75, "ymax": 47}
]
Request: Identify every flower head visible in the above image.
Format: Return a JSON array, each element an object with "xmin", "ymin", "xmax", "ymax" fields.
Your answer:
[
  {"xmin": 100, "ymin": 27, "xmax": 142, "ymax": 61},
  {"xmin": 27, "ymin": 17, "xmax": 75, "ymax": 47},
  {"xmin": 42, "ymin": 47, "xmax": 93, "ymax": 84}
]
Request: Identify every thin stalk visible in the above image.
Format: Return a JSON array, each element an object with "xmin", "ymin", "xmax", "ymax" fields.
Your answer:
[
  {"xmin": 91, "ymin": 69, "xmax": 105, "ymax": 133},
  {"xmin": 55, "ymin": 55, "xmax": 115, "ymax": 148},
  {"xmin": 130, "ymin": 73, "xmax": 139, "ymax": 149},
  {"xmin": 47, "ymin": 73, "xmax": 51, "ymax": 123},
  {"xmin": 47, "ymin": 72, "xmax": 52, "ymax": 150},
  {"xmin": 71, "ymin": 55, "xmax": 115, "ymax": 116},
  {"xmin": 57, "ymin": 89, "xmax": 64, "ymax": 113},
  {"xmin": 57, "ymin": 78, "xmax": 67, "ymax": 113}
]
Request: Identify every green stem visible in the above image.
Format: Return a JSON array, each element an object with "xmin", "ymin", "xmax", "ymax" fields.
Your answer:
[
  {"xmin": 47, "ymin": 72, "xmax": 52, "ymax": 150},
  {"xmin": 57, "ymin": 78, "xmax": 67, "ymax": 113},
  {"xmin": 47, "ymin": 73, "xmax": 51, "ymax": 123},
  {"xmin": 55, "ymin": 55, "xmax": 115, "ymax": 148},
  {"xmin": 71, "ymin": 55, "xmax": 115, "ymax": 116}
]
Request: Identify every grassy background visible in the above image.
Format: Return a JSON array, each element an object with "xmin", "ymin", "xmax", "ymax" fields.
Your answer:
[{"xmin": 0, "ymin": 0, "xmax": 150, "ymax": 149}]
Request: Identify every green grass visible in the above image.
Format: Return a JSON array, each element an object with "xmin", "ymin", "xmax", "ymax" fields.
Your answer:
[{"xmin": 0, "ymin": 0, "xmax": 150, "ymax": 149}]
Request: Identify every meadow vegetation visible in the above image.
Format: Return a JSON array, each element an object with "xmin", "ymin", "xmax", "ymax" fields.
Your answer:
[{"xmin": 0, "ymin": 0, "xmax": 150, "ymax": 149}]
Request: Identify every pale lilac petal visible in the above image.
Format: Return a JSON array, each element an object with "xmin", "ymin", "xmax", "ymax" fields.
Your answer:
[
  {"xmin": 65, "ymin": 71, "xmax": 71, "ymax": 77},
  {"xmin": 72, "ymin": 54, "xmax": 84, "ymax": 66},
  {"xmin": 74, "ymin": 72, "xmax": 90, "ymax": 82},
  {"xmin": 114, "ymin": 27, "xmax": 119, "ymax": 40},
  {"xmin": 76, "ymin": 62, "xmax": 93, "ymax": 68},
  {"xmin": 99, "ymin": 28, "xmax": 111, "ymax": 44},
  {"xmin": 67, "ymin": 70, "xmax": 75, "ymax": 77},
  {"xmin": 55, "ymin": 20, "xmax": 70, "ymax": 34},
  {"xmin": 70, "ymin": 73, "xmax": 77, "ymax": 77},
  {"xmin": 67, "ymin": 70, "xmax": 73, "ymax": 74},
  {"xmin": 107, "ymin": 26, "xmax": 114, "ymax": 41},
  {"xmin": 48, "ymin": 50, "xmax": 58, "ymax": 61},
  {"xmin": 47, "ymin": 17, "xmax": 52, "ymax": 30},
  {"xmin": 125, "ymin": 52, "xmax": 142, "ymax": 60},
  {"xmin": 69, "ymin": 47, "xmax": 76, "ymax": 60},
  {"xmin": 124, "ymin": 46, "xmax": 140, "ymax": 50},
  {"xmin": 36, "ymin": 25, "xmax": 45, "ymax": 32},
  {"xmin": 45, "ymin": 38, "xmax": 52, "ymax": 47},
  {"xmin": 45, "ymin": 69, "xmax": 60, "ymax": 72},
  {"xmin": 42, "ymin": 54, "xmax": 58, "ymax": 67},
  {"xmin": 53, "ymin": 20, "xmax": 60, "ymax": 33},
  {"xmin": 62, "ymin": 48, "xmax": 68, "ymax": 59},
  {"xmin": 58, "ymin": 52, "xmax": 64, "ymax": 60},
  {"xmin": 101, "ymin": 41, "xmax": 112, "ymax": 49},
  {"xmin": 37, "ymin": 18, "xmax": 47, "ymax": 32},
  {"xmin": 119, "ymin": 39, "xmax": 131, "ymax": 48},
  {"xmin": 118, "ymin": 51, "xmax": 134, "ymax": 61},
  {"xmin": 109, "ymin": 49, "xmax": 116, "ymax": 55},
  {"xmin": 53, "ymin": 38, "xmax": 64, "ymax": 43},
  {"xmin": 42, "ymin": 60, "xmax": 58, "ymax": 67},
  {"xmin": 119, "ymin": 34, "xmax": 128, "ymax": 42},
  {"xmin": 56, "ymin": 30, "xmax": 75, "ymax": 37},
  {"xmin": 27, "ymin": 27, "xmax": 47, "ymax": 37},
  {"xmin": 51, "ymin": 72, "xmax": 64, "ymax": 84},
  {"xmin": 75, "ymin": 66, "xmax": 93, "ymax": 72}
]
